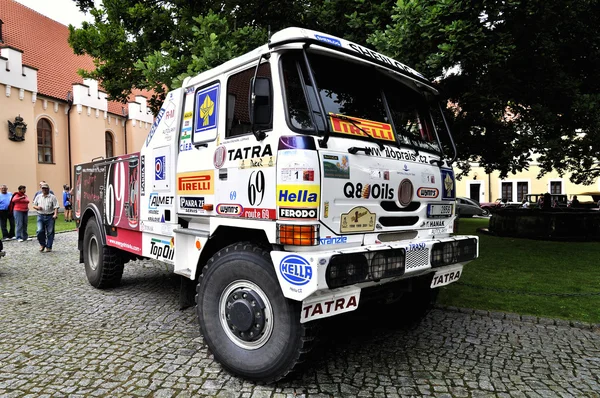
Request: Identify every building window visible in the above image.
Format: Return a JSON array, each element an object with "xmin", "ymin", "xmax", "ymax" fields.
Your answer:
[
  {"xmin": 105, "ymin": 131, "xmax": 114, "ymax": 158},
  {"xmin": 501, "ymin": 182, "xmax": 513, "ymax": 202},
  {"xmin": 517, "ymin": 182, "xmax": 528, "ymax": 202},
  {"xmin": 550, "ymin": 181, "xmax": 562, "ymax": 194},
  {"xmin": 37, "ymin": 118, "xmax": 53, "ymax": 163},
  {"xmin": 226, "ymin": 63, "xmax": 272, "ymax": 138}
]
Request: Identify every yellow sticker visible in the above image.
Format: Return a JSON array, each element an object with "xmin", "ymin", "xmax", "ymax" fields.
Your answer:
[
  {"xmin": 177, "ymin": 171, "xmax": 214, "ymax": 194},
  {"xmin": 277, "ymin": 185, "xmax": 319, "ymax": 208},
  {"xmin": 184, "ymin": 111, "xmax": 193, "ymax": 120},
  {"xmin": 340, "ymin": 206, "xmax": 376, "ymax": 233}
]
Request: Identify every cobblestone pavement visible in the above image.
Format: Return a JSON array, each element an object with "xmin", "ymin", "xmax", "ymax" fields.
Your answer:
[{"xmin": 1, "ymin": 232, "xmax": 599, "ymax": 398}]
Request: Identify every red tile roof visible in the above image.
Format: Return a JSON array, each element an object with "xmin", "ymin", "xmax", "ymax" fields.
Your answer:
[{"xmin": 0, "ymin": 0, "xmax": 149, "ymax": 114}]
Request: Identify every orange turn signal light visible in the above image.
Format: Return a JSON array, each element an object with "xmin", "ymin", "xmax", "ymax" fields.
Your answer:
[
  {"xmin": 277, "ymin": 224, "xmax": 318, "ymax": 246},
  {"xmin": 203, "ymin": 204, "xmax": 214, "ymax": 211}
]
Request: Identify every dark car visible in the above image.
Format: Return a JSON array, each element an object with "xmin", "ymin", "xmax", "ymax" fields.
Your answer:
[{"xmin": 456, "ymin": 197, "xmax": 485, "ymax": 218}]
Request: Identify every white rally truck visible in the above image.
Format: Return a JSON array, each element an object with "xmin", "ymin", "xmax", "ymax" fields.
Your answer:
[{"xmin": 74, "ymin": 27, "xmax": 479, "ymax": 382}]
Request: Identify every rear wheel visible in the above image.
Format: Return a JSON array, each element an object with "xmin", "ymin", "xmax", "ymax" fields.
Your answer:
[
  {"xmin": 83, "ymin": 220, "xmax": 124, "ymax": 288},
  {"xmin": 196, "ymin": 243, "xmax": 317, "ymax": 383},
  {"xmin": 481, "ymin": 208, "xmax": 491, "ymax": 217}
]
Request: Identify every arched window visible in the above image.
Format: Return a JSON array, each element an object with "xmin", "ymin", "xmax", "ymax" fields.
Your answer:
[
  {"xmin": 37, "ymin": 118, "xmax": 53, "ymax": 163},
  {"xmin": 105, "ymin": 131, "xmax": 114, "ymax": 158}
]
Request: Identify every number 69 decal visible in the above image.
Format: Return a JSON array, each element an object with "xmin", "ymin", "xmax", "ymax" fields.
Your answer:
[{"xmin": 248, "ymin": 170, "xmax": 265, "ymax": 206}]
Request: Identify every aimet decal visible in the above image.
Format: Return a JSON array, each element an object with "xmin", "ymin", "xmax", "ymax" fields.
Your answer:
[
  {"xmin": 148, "ymin": 193, "xmax": 174, "ymax": 209},
  {"xmin": 417, "ymin": 187, "xmax": 439, "ymax": 199},
  {"xmin": 329, "ymin": 114, "xmax": 396, "ymax": 142},
  {"xmin": 277, "ymin": 185, "xmax": 319, "ymax": 207},
  {"xmin": 177, "ymin": 171, "xmax": 214, "ymax": 195},
  {"xmin": 280, "ymin": 255, "xmax": 312, "ymax": 286}
]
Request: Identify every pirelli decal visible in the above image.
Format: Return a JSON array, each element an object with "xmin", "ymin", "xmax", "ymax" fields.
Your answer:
[
  {"xmin": 177, "ymin": 171, "xmax": 214, "ymax": 194},
  {"xmin": 329, "ymin": 113, "xmax": 396, "ymax": 143}
]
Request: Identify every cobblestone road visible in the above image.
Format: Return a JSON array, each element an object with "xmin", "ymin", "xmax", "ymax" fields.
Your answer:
[{"xmin": 1, "ymin": 232, "xmax": 599, "ymax": 397}]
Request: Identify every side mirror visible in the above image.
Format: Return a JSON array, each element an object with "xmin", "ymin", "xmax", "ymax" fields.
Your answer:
[{"xmin": 250, "ymin": 77, "xmax": 272, "ymax": 130}]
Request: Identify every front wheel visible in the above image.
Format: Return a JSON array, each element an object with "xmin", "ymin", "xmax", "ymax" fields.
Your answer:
[
  {"xmin": 83, "ymin": 220, "xmax": 124, "ymax": 288},
  {"xmin": 481, "ymin": 208, "xmax": 491, "ymax": 217},
  {"xmin": 196, "ymin": 243, "xmax": 317, "ymax": 383}
]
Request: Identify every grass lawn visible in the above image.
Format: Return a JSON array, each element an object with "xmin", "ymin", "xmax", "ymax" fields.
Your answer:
[
  {"xmin": 24, "ymin": 214, "xmax": 77, "ymax": 237},
  {"xmin": 439, "ymin": 217, "xmax": 600, "ymax": 324}
]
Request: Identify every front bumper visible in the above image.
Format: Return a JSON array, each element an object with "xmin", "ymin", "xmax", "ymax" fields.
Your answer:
[{"xmin": 270, "ymin": 235, "xmax": 478, "ymax": 301}]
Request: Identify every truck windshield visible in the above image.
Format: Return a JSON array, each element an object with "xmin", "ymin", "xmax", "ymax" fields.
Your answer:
[{"xmin": 281, "ymin": 51, "xmax": 441, "ymax": 153}]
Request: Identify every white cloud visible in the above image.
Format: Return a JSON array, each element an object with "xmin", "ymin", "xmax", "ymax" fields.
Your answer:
[{"xmin": 14, "ymin": 0, "xmax": 95, "ymax": 27}]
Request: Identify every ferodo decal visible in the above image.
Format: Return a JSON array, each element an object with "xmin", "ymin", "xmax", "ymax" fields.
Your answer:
[
  {"xmin": 177, "ymin": 171, "xmax": 214, "ymax": 194},
  {"xmin": 417, "ymin": 187, "xmax": 439, "ymax": 198},
  {"xmin": 213, "ymin": 145, "xmax": 226, "ymax": 169},
  {"xmin": 441, "ymin": 168, "xmax": 456, "ymax": 200},
  {"xmin": 216, "ymin": 203, "xmax": 243, "ymax": 216},
  {"xmin": 279, "ymin": 208, "xmax": 317, "ymax": 219},
  {"xmin": 329, "ymin": 113, "xmax": 396, "ymax": 142},
  {"xmin": 277, "ymin": 185, "xmax": 319, "ymax": 208},
  {"xmin": 228, "ymin": 144, "xmax": 273, "ymax": 161},
  {"xmin": 322, "ymin": 154, "xmax": 349, "ymax": 179},
  {"xmin": 280, "ymin": 255, "xmax": 312, "ymax": 286},
  {"xmin": 340, "ymin": 206, "xmax": 376, "ymax": 233},
  {"xmin": 343, "ymin": 182, "xmax": 394, "ymax": 200}
]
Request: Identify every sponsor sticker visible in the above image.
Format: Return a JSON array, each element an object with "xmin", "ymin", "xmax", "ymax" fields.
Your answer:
[
  {"xmin": 314, "ymin": 34, "xmax": 342, "ymax": 47},
  {"xmin": 148, "ymin": 193, "xmax": 174, "ymax": 209},
  {"xmin": 177, "ymin": 171, "xmax": 214, "ymax": 194},
  {"xmin": 322, "ymin": 155, "xmax": 349, "ymax": 179},
  {"xmin": 319, "ymin": 236, "xmax": 348, "ymax": 245},
  {"xmin": 163, "ymin": 102, "xmax": 176, "ymax": 127},
  {"xmin": 329, "ymin": 113, "xmax": 396, "ymax": 142},
  {"xmin": 340, "ymin": 206, "xmax": 376, "ymax": 233},
  {"xmin": 240, "ymin": 155, "xmax": 275, "ymax": 169},
  {"xmin": 184, "ymin": 111, "xmax": 193, "ymax": 120},
  {"xmin": 214, "ymin": 145, "xmax": 226, "ymax": 169},
  {"xmin": 155, "ymin": 156, "xmax": 166, "ymax": 180},
  {"xmin": 242, "ymin": 208, "xmax": 276, "ymax": 220},
  {"xmin": 146, "ymin": 108, "xmax": 165, "ymax": 147},
  {"xmin": 216, "ymin": 203, "xmax": 243, "ymax": 216},
  {"xmin": 149, "ymin": 237, "xmax": 174, "ymax": 261},
  {"xmin": 420, "ymin": 220, "xmax": 446, "ymax": 228},
  {"xmin": 280, "ymin": 255, "xmax": 312, "ymax": 286},
  {"xmin": 279, "ymin": 208, "xmax": 317, "ymax": 219},
  {"xmin": 228, "ymin": 144, "xmax": 273, "ymax": 161},
  {"xmin": 179, "ymin": 196, "xmax": 205, "ymax": 209},
  {"xmin": 417, "ymin": 187, "xmax": 439, "ymax": 199},
  {"xmin": 195, "ymin": 84, "xmax": 219, "ymax": 134},
  {"xmin": 441, "ymin": 168, "xmax": 456, "ymax": 200},
  {"xmin": 277, "ymin": 185, "xmax": 319, "ymax": 208},
  {"xmin": 343, "ymin": 182, "xmax": 394, "ymax": 200},
  {"xmin": 300, "ymin": 287, "xmax": 360, "ymax": 323},
  {"xmin": 281, "ymin": 167, "xmax": 314, "ymax": 181}
]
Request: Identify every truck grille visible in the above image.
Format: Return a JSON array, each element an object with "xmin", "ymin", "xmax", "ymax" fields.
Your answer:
[{"xmin": 405, "ymin": 248, "xmax": 430, "ymax": 270}]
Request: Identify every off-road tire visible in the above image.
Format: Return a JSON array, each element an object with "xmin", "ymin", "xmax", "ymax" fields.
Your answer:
[
  {"xmin": 196, "ymin": 242, "xmax": 318, "ymax": 383},
  {"xmin": 83, "ymin": 220, "xmax": 124, "ymax": 288}
]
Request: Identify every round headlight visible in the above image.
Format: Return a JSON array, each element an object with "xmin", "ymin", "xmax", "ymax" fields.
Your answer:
[{"xmin": 371, "ymin": 252, "xmax": 387, "ymax": 280}]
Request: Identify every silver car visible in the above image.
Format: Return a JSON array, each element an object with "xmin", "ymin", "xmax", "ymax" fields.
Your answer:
[{"xmin": 456, "ymin": 197, "xmax": 485, "ymax": 218}]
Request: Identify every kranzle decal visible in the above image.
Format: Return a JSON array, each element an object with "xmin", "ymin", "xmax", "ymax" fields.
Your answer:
[
  {"xmin": 280, "ymin": 255, "xmax": 312, "ymax": 286},
  {"xmin": 417, "ymin": 187, "xmax": 439, "ymax": 198}
]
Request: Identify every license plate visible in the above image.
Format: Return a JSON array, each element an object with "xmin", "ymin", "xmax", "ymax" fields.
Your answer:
[
  {"xmin": 427, "ymin": 203, "xmax": 453, "ymax": 218},
  {"xmin": 430, "ymin": 265, "xmax": 463, "ymax": 288}
]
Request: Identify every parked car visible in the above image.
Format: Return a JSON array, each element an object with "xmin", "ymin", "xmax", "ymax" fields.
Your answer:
[
  {"xmin": 456, "ymin": 197, "xmax": 485, "ymax": 218},
  {"xmin": 479, "ymin": 198, "xmax": 508, "ymax": 216},
  {"xmin": 524, "ymin": 193, "xmax": 568, "ymax": 208}
]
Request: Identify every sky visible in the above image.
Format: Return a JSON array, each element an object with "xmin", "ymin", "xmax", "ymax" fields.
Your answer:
[{"xmin": 14, "ymin": 0, "xmax": 94, "ymax": 27}]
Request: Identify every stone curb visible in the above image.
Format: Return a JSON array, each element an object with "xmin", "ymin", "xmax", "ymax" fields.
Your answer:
[{"xmin": 435, "ymin": 304, "xmax": 600, "ymax": 332}]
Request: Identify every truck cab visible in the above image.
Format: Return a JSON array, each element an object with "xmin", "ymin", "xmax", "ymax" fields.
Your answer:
[{"xmin": 74, "ymin": 27, "xmax": 478, "ymax": 383}]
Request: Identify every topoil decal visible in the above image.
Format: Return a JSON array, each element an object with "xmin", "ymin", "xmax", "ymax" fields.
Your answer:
[
  {"xmin": 280, "ymin": 255, "xmax": 312, "ymax": 286},
  {"xmin": 277, "ymin": 185, "xmax": 319, "ymax": 207},
  {"xmin": 150, "ymin": 238, "xmax": 174, "ymax": 261},
  {"xmin": 417, "ymin": 187, "xmax": 439, "ymax": 199}
]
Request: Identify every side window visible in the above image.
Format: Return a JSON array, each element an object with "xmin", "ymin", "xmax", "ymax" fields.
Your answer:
[
  {"xmin": 105, "ymin": 131, "xmax": 114, "ymax": 158},
  {"xmin": 226, "ymin": 63, "xmax": 272, "ymax": 138}
]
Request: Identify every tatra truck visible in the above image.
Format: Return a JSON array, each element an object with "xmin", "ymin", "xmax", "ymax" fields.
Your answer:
[{"xmin": 74, "ymin": 27, "xmax": 479, "ymax": 382}]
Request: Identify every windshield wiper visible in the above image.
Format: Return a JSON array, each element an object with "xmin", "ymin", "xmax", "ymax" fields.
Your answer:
[{"xmin": 334, "ymin": 114, "xmax": 385, "ymax": 152}]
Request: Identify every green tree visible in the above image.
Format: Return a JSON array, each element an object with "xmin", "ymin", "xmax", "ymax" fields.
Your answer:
[
  {"xmin": 68, "ymin": 0, "xmax": 393, "ymax": 114},
  {"xmin": 369, "ymin": 0, "xmax": 600, "ymax": 184}
]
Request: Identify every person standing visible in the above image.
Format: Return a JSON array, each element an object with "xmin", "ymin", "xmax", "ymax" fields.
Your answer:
[
  {"xmin": 62, "ymin": 185, "xmax": 73, "ymax": 222},
  {"xmin": 12, "ymin": 185, "xmax": 32, "ymax": 241},
  {"xmin": 33, "ymin": 181, "xmax": 54, "ymax": 201},
  {"xmin": 0, "ymin": 184, "xmax": 16, "ymax": 241},
  {"xmin": 32, "ymin": 183, "xmax": 59, "ymax": 252}
]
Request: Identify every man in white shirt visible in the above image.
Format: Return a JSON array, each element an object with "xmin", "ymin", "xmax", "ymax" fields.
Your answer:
[{"xmin": 32, "ymin": 183, "xmax": 59, "ymax": 252}]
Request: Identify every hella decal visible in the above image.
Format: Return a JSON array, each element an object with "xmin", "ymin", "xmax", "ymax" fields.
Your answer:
[
  {"xmin": 417, "ymin": 187, "xmax": 439, "ymax": 198},
  {"xmin": 216, "ymin": 203, "xmax": 243, "ymax": 216},
  {"xmin": 277, "ymin": 185, "xmax": 319, "ymax": 207},
  {"xmin": 280, "ymin": 255, "xmax": 312, "ymax": 286}
]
